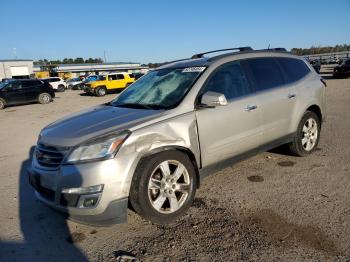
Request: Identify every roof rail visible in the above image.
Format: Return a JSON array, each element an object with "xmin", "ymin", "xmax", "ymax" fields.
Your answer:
[{"xmin": 191, "ymin": 46, "xmax": 253, "ymax": 59}]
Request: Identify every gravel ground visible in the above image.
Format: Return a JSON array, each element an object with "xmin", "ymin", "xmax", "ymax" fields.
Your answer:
[{"xmin": 0, "ymin": 66, "xmax": 349, "ymax": 261}]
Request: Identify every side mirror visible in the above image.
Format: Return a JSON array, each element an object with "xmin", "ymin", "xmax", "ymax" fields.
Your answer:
[{"xmin": 200, "ymin": 91, "xmax": 228, "ymax": 107}]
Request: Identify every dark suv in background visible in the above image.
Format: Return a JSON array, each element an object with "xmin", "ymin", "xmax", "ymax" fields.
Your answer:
[
  {"xmin": 333, "ymin": 58, "xmax": 350, "ymax": 78},
  {"xmin": 0, "ymin": 79, "xmax": 55, "ymax": 110}
]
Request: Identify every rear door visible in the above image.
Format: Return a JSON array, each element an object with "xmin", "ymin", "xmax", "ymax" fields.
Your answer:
[
  {"xmin": 107, "ymin": 74, "xmax": 118, "ymax": 89},
  {"xmin": 243, "ymin": 57, "xmax": 296, "ymax": 143},
  {"xmin": 195, "ymin": 61, "xmax": 263, "ymax": 166},
  {"xmin": 116, "ymin": 74, "xmax": 127, "ymax": 88},
  {"xmin": 5, "ymin": 81, "xmax": 26, "ymax": 104},
  {"xmin": 21, "ymin": 80, "xmax": 43, "ymax": 101}
]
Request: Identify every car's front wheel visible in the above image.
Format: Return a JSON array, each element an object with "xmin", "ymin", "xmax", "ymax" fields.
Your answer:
[
  {"xmin": 130, "ymin": 150, "xmax": 198, "ymax": 225},
  {"xmin": 288, "ymin": 111, "xmax": 321, "ymax": 156},
  {"xmin": 38, "ymin": 93, "xmax": 52, "ymax": 104},
  {"xmin": 95, "ymin": 87, "xmax": 107, "ymax": 97},
  {"xmin": 57, "ymin": 84, "xmax": 65, "ymax": 92},
  {"xmin": 0, "ymin": 98, "xmax": 6, "ymax": 110}
]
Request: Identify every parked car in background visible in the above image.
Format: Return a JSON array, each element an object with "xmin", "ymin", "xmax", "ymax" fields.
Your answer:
[
  {"xmin": 333, "ymin": 58, "xmax": 350, "ymax": 78},
  {"xmin": 84, "ymin": 75, "xmax": 100, "ymax": 83},
  {"xmin": 42, "ymin": 77, "xmax": 67, "ymax": 92},
  {"xmin": 0, "ymin": 79, "xmax": 55, "ymax": 109},
  {"xmin": 28, "ymin": 47, "xmax": 325, "ymax": 225},
  {"xmin": 309, "ymin": 59, "xmax": 321, "ymax": 73},
  {"xmin": 84, "ymin": 72, "xmax": 135, "ymax": 96},
  {"xmin": 66, "ymin": 77, "xmax": 84, "ymax": 90},
  {"xmin": 130, "ymin": 72, "xmax": 145, "ymax": 80}
]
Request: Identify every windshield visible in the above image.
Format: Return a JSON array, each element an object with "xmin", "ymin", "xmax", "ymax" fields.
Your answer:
[
  {"xmin": 0, "ymin": 82, "xmax": 8, "ymax": 89},
  {"xmin": 67, "ymin": 78, "xmax": 80, "ymax": 82},
  {"xmin": 110, "ymin": 67, "xmax": 205, "ymax": 110}
]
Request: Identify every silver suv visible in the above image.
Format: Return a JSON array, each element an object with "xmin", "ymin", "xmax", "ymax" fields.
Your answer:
[{"xmin": 28, "ymin": 47, "xmax": 326, "ymax": 225}]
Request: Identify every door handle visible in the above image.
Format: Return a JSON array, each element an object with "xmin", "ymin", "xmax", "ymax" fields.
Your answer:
[
  {"xmin": 245, "ymin": 105, "xmax": 257, "ymax": 112},
  {"xmin": 288, "ymin": 93, "xmax": 296, "ymax": 99}
]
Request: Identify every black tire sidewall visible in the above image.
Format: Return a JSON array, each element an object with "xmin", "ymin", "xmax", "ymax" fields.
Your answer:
[
  {"xmin": 293, "ymin": 111, "xmax": 321, "ymax": 156},
  {"xmin": 130, "ymin": 150, "xmax": 197, "ymax": 224},
  {"xmin": 0, "ymin": 98, "xmax": 5, "ymax": 109},
  {"xmin": 58, "ymin": 85, "xmax": 65, "ymax": 92},
  {"xmin": 38, "ymin": 93, "xmax": 51, "ymax": 104},
  {"xmin": 96, "ymin": 87, "xmax": 106, "ymax": 97}
]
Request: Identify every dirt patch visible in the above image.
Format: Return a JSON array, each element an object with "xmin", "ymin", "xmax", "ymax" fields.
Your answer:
[
  {"xmin": 247, "ymin": 175, "xmax": 264, "ymax": 182},
  {"xmin": 116, "ymin": 198, "xmax": 269, "ymax": 261},
  {"xmin": 277, "ymin": 161, "xmax": 295, "ymax": 167},
  {"xmin": 66, "ymin": 232, "xmax": 86, "ymax": 243},
  {"xmin": 247, "ymin": 209, "xmax": 339, "ymax": 255}
]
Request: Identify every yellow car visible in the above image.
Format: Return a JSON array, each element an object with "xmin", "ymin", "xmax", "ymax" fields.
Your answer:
[{"xmin": 84, "ymin": 73, "xmax": 135, "ymax": 96}]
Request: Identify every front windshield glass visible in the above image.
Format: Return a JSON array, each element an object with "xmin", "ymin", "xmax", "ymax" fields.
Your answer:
[
  {"xmin": 0, "ymin": 81, "xmax": 9, "ymax": 89},
  {"xmin": 67, "ymin": 78, "xmax": 80, "ymax": 82},
  {"xmin": 111, "ymin": 67, "xmax": 205, "ymax": 110}
]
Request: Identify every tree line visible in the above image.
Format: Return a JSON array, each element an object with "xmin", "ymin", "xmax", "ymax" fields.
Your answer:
[
  {"xmin": 34, "ymin": 44, "xmax": 350, "ymax": 66},
  {"xmin": 291, "ymin": 44, "xmax": 350, "ymax": 56},
  {"xmin": 34, "ymin": 57, "xmax": 104, "ymax": 65}
]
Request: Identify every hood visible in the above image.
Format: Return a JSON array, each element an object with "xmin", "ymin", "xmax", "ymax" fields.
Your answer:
[{"xmin": 39, "ymin": 105, "xmax": 164, "ymax": 147}]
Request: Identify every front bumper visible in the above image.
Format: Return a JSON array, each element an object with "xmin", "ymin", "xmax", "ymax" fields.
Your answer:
[{"xmin": 27, "ymin": 153, "xmax": 140, "ymax": 225}]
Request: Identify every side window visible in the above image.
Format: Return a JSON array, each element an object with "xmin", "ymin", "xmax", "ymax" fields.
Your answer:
[
  {"xmin": 108, "ymin": 75, "xmax": 117, "ymax": 81},
  {"xmin": 203, "ymin": 61, "xmax": 252, "ymax": 100},
  {"xmin": 21, "ymin": 81, "xmax": 34, "ymax": 88},
  {"xmin": 278, "ymin": 57, "xmax": 311, "ymax": 83},
  {"xmin": 246, "ymin": 58, "xmax": 285, "ymax": 91},
  {"xmin": 117, "ymin": 74, "xmax": 125, "ymax": 80},
  {"xmin": 8, "ymin": 81, "xmax": 22, "ymax": 90}
]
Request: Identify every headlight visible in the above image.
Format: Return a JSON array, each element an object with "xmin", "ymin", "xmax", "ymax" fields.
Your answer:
[{"xmin": 66, "ymin": 132, "xmax": 130, "ymax": 163}]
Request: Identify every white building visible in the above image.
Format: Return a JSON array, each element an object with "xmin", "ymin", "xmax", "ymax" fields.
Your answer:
[
  {"xmin": 33, "ymin": 62, "xmax": 149, "ymax": 77},
  {"xmin": 0, "ymin": 60, "xmax": 33, "ymax": 81}
]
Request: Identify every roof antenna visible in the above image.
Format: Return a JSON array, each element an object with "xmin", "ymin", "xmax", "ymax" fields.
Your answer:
[{"xmin": 267, "ymin": 44, "xmax": 270, "ymax": 50}]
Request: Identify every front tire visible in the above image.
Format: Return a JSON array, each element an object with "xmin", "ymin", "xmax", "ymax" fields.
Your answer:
[
  {"xmin": 130, "ymin": 151, "xmax": 198, "ymax": 225},
  {"xmin": 0, "ymin": 98, "xmax": 6, "ymax": 109},
  {"xmin": 38, "ymin": 93, "xmax": 52, "ymax": 104},
  {"xmin": 57, "ymin": 84, "xmax": 65, "ymax": 92},
  {"xmin": 288, "ymin": 111, "xmax": 321, "ymax": 156},
  {"xmin": 95, "ymin": 86, "xmax": 107, "ymax": 97}
]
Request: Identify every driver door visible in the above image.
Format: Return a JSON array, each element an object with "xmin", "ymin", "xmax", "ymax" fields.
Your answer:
[{"xmin": 195, "ymin": 61, "xmax": 263, "ymax": 167}]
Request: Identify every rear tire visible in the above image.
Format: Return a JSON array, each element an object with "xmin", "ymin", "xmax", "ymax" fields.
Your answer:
[
  {"xmin": 58, "ymin": 84, "xmax": 65, "ymax": 92},
  {"xmin": 38, "ymin": 93, "xmax": 52, "ymax": 104},
  {"xmin": 288, "ymin": 111, "xmax": 321, "ymax": 156},
  {"xmin": 0, "ymin": 98, "xmax": 6, "ymax": 109},
  {"xmin": 130, "ymin": 150, "xmax": 198, "ymax": 225},
  {"xmin": 96, "ymin": 86, "xmax": 107, "ymax": 97}
]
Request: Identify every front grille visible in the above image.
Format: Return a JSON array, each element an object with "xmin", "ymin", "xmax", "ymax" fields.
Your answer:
[{"xmin": 36, "ymin": 143, "xmax": 69, "ymax": 169}]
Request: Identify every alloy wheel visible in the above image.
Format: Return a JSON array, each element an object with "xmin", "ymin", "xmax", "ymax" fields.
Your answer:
[{"xmin": 148, "ymin": 160, "xmax": 190, "ymax": 214}]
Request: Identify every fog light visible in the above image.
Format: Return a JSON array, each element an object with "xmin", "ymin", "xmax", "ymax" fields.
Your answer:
[{"xmin": 83, "ymin": 197, "xmax": 99, "ymax": 207}]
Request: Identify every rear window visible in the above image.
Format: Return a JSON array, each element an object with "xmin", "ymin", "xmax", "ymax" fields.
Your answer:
[
  {"xmin": 245, "ymin": 57, "xmax": 285, "ymax": 91},
  {"xmin": 278, "ymin": 57, "xmax": 311, "ymax": 83}
]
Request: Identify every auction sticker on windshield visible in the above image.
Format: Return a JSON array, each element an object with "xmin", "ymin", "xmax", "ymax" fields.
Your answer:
[{"xmin": 182, "ymin": 67, "xmax": 206, "ymax": 73}]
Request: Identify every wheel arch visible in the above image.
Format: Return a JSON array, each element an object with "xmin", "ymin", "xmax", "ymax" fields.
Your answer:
[
  {"xmin": 306, "ymin": 104, "xmax": 323, "ymax": 125},
  {"xmin": 139, "ymin": 145, "xmax": 201, "ymax": 188}
]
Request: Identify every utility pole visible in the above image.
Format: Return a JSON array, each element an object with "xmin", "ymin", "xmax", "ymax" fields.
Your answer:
[
  {"xmin": 103, "ymin": 51, "xmax": 107, "ymax": 63},
  {"xmin": 13, "ymin": 48, "xmax": 17, "ymax": 59}
]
